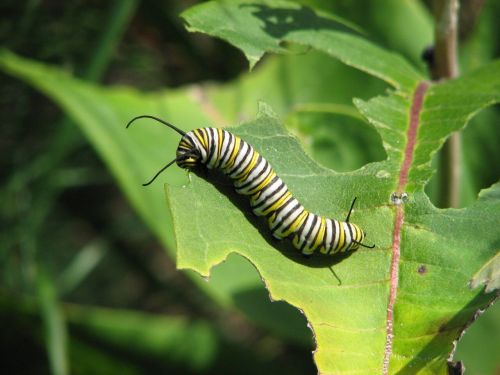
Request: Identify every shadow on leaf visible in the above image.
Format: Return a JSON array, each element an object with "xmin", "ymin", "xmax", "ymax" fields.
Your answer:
[
  {"xmin": 397, "ymin": 290, "xmax": 494, "ymax": 374},
  {"xmin": 190, "ymin": 167, "xmax": 356, "ymax": 280},
  {"xmin": 241, "ymin": 3, "xmax": 358, "ymax": 39}
]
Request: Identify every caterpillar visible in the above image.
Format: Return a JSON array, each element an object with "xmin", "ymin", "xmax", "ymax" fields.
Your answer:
[{"xmin": 127, "ymin": 115, "xmax": 374, "ymax": 256}]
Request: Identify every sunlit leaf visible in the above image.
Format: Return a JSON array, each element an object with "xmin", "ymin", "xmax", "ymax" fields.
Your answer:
[{"xmin": 167, "ymin": 1, "xmax": 500, "ymax": 373}]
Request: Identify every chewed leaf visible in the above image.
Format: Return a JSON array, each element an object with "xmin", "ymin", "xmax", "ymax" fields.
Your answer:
[
  {"xmin": 168, "ymin": 100, "xmax": 500, "ymax": 373},
  {"xmin": 175, "ymin": 5, "xmax": 500, "ymax": 373},
  {"xmin": 470, "ymin": 252, "xmax": 500, "ymax": 293},
  {"xmin": 470, "ymin": 182, "xmax": 500, "ymax": 293},
  {"xmin": 2, "ymin": 1, "xmax": 500, "ymax": 370},
  {"xmin": 182, "ymin": 0, "xmax": 424, "ymax": 90}
]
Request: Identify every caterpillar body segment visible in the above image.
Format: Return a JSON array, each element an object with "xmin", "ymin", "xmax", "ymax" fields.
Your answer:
[
  {"xmin": 176, "ymin": 127, "xmax": 366, "ymax": 256},
  {"xmin": 125, "ymin": 115, "xmax": 374, "ymax": 255}
]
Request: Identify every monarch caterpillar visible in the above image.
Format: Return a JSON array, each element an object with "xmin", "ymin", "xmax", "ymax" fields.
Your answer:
[{"xmin": 127, "ymin": 115, "xmax": 375, "ymax": 256}]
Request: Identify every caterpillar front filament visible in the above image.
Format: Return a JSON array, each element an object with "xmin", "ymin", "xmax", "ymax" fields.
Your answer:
[{"xmin": 127, "ymin": 115, "xmax": 374, "ymax": 256}]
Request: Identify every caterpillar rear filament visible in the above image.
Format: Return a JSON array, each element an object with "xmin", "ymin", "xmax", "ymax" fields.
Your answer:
[{"xmin": 127, "ymin": 115, "xmax": 375, "ymax": 256}]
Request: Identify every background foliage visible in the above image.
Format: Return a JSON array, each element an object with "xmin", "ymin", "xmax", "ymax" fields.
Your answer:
[{"xmin": 1, "ymin": 1, "xmax": 499, "ymax": 374}]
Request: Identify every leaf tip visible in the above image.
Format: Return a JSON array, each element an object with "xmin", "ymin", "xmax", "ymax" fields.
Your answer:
[{"xmin": 256, "ymin": 101, "xmax": 278, "ymax": 120}]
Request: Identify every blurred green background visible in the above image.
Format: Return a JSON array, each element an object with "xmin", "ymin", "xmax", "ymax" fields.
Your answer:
[{"xmin": 1, "ymin": 1, "xmax": 499, "ymax": 374}]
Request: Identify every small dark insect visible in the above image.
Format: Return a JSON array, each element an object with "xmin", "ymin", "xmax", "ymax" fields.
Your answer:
[
  {"xmin": 127, "ymin": 115, "xmax": 375, "ymax": 256},
  {"xmin": 417, "ymin": 265, "xmax": 427, "ymax": 275}
]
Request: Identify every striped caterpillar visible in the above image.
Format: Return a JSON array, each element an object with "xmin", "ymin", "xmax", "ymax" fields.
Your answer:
[{"xmin": 127, "ymin": 115, "xmax": 374, "ymax": 256}]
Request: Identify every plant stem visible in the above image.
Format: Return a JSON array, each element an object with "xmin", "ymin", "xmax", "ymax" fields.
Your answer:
[
  {"xmin": 439, "ymin": 132, "xmax": 461, "ymax": 208},
  {"xmin": 433, "ymin": 0, "xmax": 461, "ymax": 208},
  {"xmin": 433, "ymin": 0, "xmax": 459, "ymax": 79}
]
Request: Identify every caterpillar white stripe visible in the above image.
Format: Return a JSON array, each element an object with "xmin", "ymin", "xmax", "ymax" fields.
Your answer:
[{"xmin": 127, "ymin": 116, "xmax": 374, "ymax": 256}]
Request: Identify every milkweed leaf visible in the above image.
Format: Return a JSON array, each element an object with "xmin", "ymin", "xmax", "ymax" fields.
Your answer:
[
  {"xmin": 171, "ymin": 1, "xmax": 500, "ymax": 373},
  {"xmin": 1, "ymin": 1, "xmax": 499, "ymax": 372}
]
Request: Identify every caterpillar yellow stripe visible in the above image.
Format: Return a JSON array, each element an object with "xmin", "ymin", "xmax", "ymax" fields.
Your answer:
[{"xmin": 126, "ymin": 116, "xmax": 373, "ymax": 256}]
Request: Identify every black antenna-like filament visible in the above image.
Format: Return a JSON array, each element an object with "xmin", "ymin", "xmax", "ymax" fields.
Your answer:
[
  {"xmin": 345, "ymin": 197, "xmax": 357, "ymax": 222},
  {"xmin": 344, "ymin": 197, "xmax": 375, "ymax": 248},
  {"xmin": 353, "ymin": 240, "xmax": 376, "ymax": 249},
  {"xmin": 142, "ymin": 157, "xmax": 179, "ymax": 186},
  {"xmin": 126, "ymin": 115, "xmax": 188, "ymax": 186},
  {"xmin": 126, "ymin": 115, "xmax": 186, "ymax": 136},
  {"xmin": 142, "ymin": 152, "xmax": 196, "ymax": 186}
]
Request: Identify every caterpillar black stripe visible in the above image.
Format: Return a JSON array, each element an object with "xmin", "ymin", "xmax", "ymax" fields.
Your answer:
[{"xmin": 127, "ymin": 115, "xmax": 375, "ymax": 255}]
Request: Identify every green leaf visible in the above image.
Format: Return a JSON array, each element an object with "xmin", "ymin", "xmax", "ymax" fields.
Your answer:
[
  {"xmin": 3, "ymin": 0, "xmax": 500, "ymax": 369},
  {"xmin": 294, "ymin": 1, "xmax": 433, "ymax": 70},
  {"xmin": 453, "ymin": 301, "xmax": 500, "ymax": 375},
  {"xmin": 470, "ymin": 252, "xmax": 500, "ymax": 293},
  {"xmin": 168, "ymin": 56, "xmax": 500, "ymax": 373},
  {"xmin": 2, "ymin": 287, "xmax": 319, "ymax": 374},
  {"xmin": 2, "ymin": 291, "xmax": 219, "ymax": 374},
  {"xmin": 355, "ymin": 60, "xmax": 500, "ymax": 192},
  {"xmin": 182, "ymin": 0, "xmax": 424, "ymax": 91},
  {"xmin": 36, "ymin": 267, "xmax": 69, "ymax": 375},
  {"xmin": 0, "ymin": 48, "xmax": 313, "ymax": 342},
  {"xmin": 65, "ymin": 305, "xmax": 218, "ymax": 371},
  {"xmin": 0, "ymin": 48, "xmax": 197, "ymax": 253}
]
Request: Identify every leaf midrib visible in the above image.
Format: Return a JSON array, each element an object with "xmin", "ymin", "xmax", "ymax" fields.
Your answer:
[{"xmin": 383, "ymin": 81, "xmax": 430, "ymax": 375}]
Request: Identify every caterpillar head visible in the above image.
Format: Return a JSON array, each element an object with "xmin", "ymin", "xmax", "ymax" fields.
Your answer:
[
  {"xmin": 126, "ymin": 115, "xmax": 200, "ymax": 185},
  {"xmin": 176, "ymin": 134, "xmax": 202, "ymax": 169}
]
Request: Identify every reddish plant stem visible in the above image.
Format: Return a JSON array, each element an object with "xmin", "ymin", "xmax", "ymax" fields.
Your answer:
[
  {"xmin": 382, "ymin": 82, "xmax": 429, "ymax": 375},
  {"xmin": 383, "ymin": 1, "xmax": 462, "ymax": 370},
  {"xmin": 397, "ymin": 83, "xmax": 428, "ymax": 190},
  {"xmin": 383, "ymin": 205, "xmax": 403, "ymax": 375}
]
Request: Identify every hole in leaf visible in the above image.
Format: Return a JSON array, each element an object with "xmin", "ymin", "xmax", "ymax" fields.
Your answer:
[
  {"xmin": 453, "ymin": 301, "xmax": 500, "ymax": 374},
  {"xmin": 425, "ymin": 105, "xmax": 500, "ymax": 208},
  {"xmin": 287, "ymin": 112, "xmax": 385, "ymax": 172}
]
